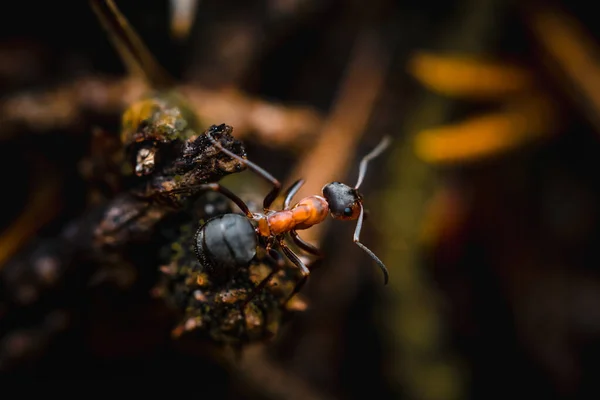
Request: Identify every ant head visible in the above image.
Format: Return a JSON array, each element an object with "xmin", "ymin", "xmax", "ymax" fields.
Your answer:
[{"xmin": 322, "ymin": 182, "xmax": 362, "ymax": 221}]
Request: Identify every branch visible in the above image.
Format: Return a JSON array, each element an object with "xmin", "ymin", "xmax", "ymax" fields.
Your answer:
[
  {"xmin": 522, "ymin": 1, "xmax": 600, "ymax": 134},
  {"xmin": 0, "ymin": 76, "xmax": 323, "ymax": 149}
]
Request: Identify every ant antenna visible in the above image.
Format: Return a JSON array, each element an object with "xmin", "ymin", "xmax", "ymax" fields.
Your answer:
[
  {"xmin": 205, "ymin": 128, "xmax": 282, "ymax": 210},
  {"xmin": 352, "ymin": 135, "xmax": 392, "ymax": 284},
  {"xmin": 354, "ymin": 136, "xmax": 392, "ymax": 189}
]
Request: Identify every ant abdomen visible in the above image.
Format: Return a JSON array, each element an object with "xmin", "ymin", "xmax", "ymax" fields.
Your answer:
[{"xmin": 193, "ymin": 214, "xmax": 258, "ymax": 281}]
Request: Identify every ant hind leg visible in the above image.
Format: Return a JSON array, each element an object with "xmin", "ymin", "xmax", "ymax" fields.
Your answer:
[
  {"xmin": 242, "ymin": 249, "xmax": 285, "ymax": 306},
  {"xmin": 279, "ymin": 240, "xmax": 311, "ymax": 303},
  {"xmin": 168, "ymin": 183, "xmax": 253, "ymax": 218},
  {"xmin": 353, "ymin": 204, "xmax": 389, "ymax": 285}
]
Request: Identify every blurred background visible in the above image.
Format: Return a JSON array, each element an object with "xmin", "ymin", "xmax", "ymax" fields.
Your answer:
[{"xmin": 1, "ymin": 0, "xmax": 600, "ymax": 398}]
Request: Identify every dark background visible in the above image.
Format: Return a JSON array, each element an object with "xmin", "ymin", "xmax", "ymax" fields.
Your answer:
[{"xmin": 2, "ymin": 1, "xmax": 600, "ymax": 399}]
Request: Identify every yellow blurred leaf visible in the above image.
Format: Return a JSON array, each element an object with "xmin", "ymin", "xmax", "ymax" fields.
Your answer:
[
  {"xmin": 408, "ymin": 52, "xmax": 533, "ymax": 100},
  {"xmin": 526, "ymin": 5, "xmax": 600, "ymax": 132},
  {"xmin": 414, "ymin": 96, "xmax": 557, "ymax": 164}
]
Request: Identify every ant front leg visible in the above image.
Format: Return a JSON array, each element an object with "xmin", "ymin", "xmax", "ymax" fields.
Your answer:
[
  {"xmin": 289, "ymin": 230, "xmax": 323, "ymax": 258},
  {"xmin": 279, "ymin": 239, "xmax": 311, "ymax": 303},
  {"xmin": 353, "ymin": 204, "xmax": 389, "ymax": 285},
  {"xmin": 206, "ymin": 132, "xmax": 282, "ymax": 211},
  {"xmin": 169, "ymin": 183, "xmax": 253, "ymax": 218}
]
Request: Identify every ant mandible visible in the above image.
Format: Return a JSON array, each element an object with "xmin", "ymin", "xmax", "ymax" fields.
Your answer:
[{"xmin": 190, "ymin": 125, "xmax": 391, "ymax": 300}]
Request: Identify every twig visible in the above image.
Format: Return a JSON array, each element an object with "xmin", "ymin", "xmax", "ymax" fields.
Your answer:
[
  {"xmin": 522, "ymin": 1, "xmax": 600, "ymax": 133},
  {"xmin": 285, "ymin": 30, "xmax": 391, "ymax": 247},
  {"xmin": 0, "ymin": 159, "xmax": 61, "ymax": 268},
  {"xmin": 228, "ymin": 28, "xmax": 390, "ymax": 400},
  {"xmin": 0, "ymin": 76, "xmax": 323, "ymax": 149}
]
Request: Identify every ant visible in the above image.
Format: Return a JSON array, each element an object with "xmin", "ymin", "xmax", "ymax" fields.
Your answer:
[{"xmin": 190, "ymin": 129, "xmax": 392, "ymax": 301}]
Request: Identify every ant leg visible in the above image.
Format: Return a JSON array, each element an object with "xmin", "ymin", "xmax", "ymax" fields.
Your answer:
[
  {"xmin": 279, "ymin": 240, "xmax": 311, "ymax": 303},
  {"xmin": 169, "ymin": 183, "xmax": 253, "ymax": 218},
  {"xmin": 353, "ymin": 204, "xmax": 389, "ymax": 285},
  {"xmin": 206, "ymin": 132, "xmax": 281, "ymax": 210},
  {"xmin": 289, "ymin": 230, "xmax": 322, "ymax": 258},
  {"xmin": 284, "ymin": 179, "xmax": 305, "ymax": 209},
  {"xmin": 242, "ymin": 249, "xmax": 284, "ymax": 306}
]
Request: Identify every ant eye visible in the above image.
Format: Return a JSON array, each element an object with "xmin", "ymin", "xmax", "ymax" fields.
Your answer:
[{"xmin": 343, "ymin": 207, "xmax": 353, "ymax": 217}]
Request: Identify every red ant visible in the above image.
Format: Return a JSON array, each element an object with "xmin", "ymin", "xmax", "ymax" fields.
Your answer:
[{"xmin": 189, "ymin": 125, "xmax": 391, "ymax": 300}]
